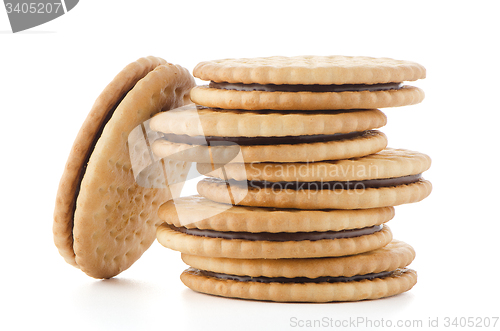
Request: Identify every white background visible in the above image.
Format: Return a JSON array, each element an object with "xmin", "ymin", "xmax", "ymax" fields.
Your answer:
[{"xmin": 1, "ymin": 1, "xmax": 499, "ymax": 330}]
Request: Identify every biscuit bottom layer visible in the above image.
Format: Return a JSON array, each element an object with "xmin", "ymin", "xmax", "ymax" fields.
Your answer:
[
  {"xmin": 159, "ymin": 131, "xmax": 366, "ymax": 146},
  {"xmin": 186, "ymin": 267, "xmax": 399, "ymax": 284},
  {"xmin": 167, "ymin": 224, "xmax": 383, "ymax": 242},
  {"xmin": 209, "ymin": 81, "xmax": 403, "ymax": 93}
]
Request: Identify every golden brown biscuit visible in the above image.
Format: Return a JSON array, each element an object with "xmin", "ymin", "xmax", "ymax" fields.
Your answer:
[
  {"xmin": 159, "ymin": 195, "xmax": 394, "ymax": 232},
  {"xmin": 191, "ymin": 55, "xmax": 425, "ymax": 110},
  {"xmin": 181, "ymin": 240, "xmax": 415, "ymax": 278},
  {"xmin": 196, "ymin": 148, "xmax": 432, "ymax": 209},
  {"xmin": 198, "ymin": 148, "xmax": 431, "ymax": 182},
  {"xmin": 156, "ymin": 222, "xmax": 393, "ymax": 259},
  {"xmin": 194, "ymin": 55, "xmax": 425, "ymax": 84},
  {"xmin": 190, "ymin": 85, "xmax": 424, "ymax": 111},
  {"xmin": 197, "ymin": 177, "xmax": 432, "ymax": 210},
  {"xmin": 181, "ymin": 267, "xmax": 416, "ymax": 302},
  {"xmin": 53, "ymin": 57, "xmax": 196, "ymax": 278},
  {"xmin": 151, "ymin": 130, "xmax": 387, "ymax": 163},
  {"xmin": 180, "ymin": 241, "xmax": 416, "ymax": 302},
  {"xmin": 149, "ymin": 104, "xmax": 387, "ymax": 137}
]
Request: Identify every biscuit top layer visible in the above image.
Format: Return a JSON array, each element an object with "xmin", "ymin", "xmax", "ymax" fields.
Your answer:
[
  {"xmin": 194, "ymin": 55, "xmax": 426, "ymax": 85},
  {"xmin": 149, "ymin": 104, "xmax": 386, "ymax": 137},
  {"xmin": 198, "ymin": 148, "xmax": 431, "ymax": 182}
]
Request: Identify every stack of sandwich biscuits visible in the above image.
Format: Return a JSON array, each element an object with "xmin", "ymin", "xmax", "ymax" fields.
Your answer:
[{"xmin": 151, "ymin": 55, "xmax": 431, "ymax": 302}]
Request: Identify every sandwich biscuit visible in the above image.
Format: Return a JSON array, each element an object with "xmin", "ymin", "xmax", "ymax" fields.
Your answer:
[
  {"xmin": 159, "ymin": 195, "xmax": 395, "ymax": 233},
  {"xmin": 156, "ymin": 200, "xmax": 393, "ymax": 259},
  {"xmin": 197, "ymin": 149, "xmax": 432, "ymax": 209},
  {"xmin": 150, "ymin": 104, "xmax": 387, "ymax": 163},
  {"xmin": 53, "ymin": 57, "xmax": 196, "ymax": 278},
  {"xmin": 191, "ymin": 55, "xmax": 425, "ymax": 110},
  {"xmin": 180, "ymin": 240, "xmax": 416, "ymax": 302}
]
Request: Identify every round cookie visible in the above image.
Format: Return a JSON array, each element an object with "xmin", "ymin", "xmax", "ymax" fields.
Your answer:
[
  {"xmin": 181, "ymin": 267, "xmax": 416, "ymax": 302},
  {"xmin": 180, "ymin": 240, "xmax": 417, "ymax": 302},
  {"xmin": 149, "ymin": 104, "xmax": 387, "ymax": 137},
  {"xmin": 198, "ymin": 176, "xmax": 431, "ymax": 210},
  {"xmin": 54, "ymin": 56, "xmax": 167, "ymax": 268},
  {"xmin": 197, "ymin": 148, "xmax": 432, "ymax": 209},
  {"xmin": 190, "ymin": 85, "xmax": 424, "ymax": 111},
  {"xmin": 156, "ymin": 222, "xmax": 393, "ymax": 259},
  {"xmin": 181, "ymin": 240, "xmax": 415, "ymax": 278},
  {"xmin": 194, "ymin": 55, "xmax": 426, "ymax": 85},
  {"xmin": 152, "ymin": 130, "xmax": 387, "ymax": 163},
  {"xmin": 149, "ymin": 104, "xmax": 387, "ymax": 163},
  {"xmin": 53, "ymin": 57, "xmax": 196, "ymax": 278},
  {"xmin": 191, "ymin": 55, "xmax": 425, "ymax": 110},
  {"xmin": 159, "ymin": 195, "xmax": 395, "ymax": 232},
  {"xmin": 198, "ymin": 148, "xmax": 430, "ymax": 181}
]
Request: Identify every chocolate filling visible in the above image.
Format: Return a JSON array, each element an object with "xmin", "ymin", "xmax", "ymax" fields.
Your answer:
[
  {"xmin": 168, "ymin": 224, "xmax": 383, "ymax": 242},
  {"xmin": 160, "ymin": 131, "xmax": 367, "ymax": 146},
  {"xmin": 240, "ymin": 174, "xmax": 423, "ymax": 190},
  {"xmin": 189, "ymin": 268, "xmax": 396, "ymax": 284},
  {"xmin": 72, "ymin": 90, "xmax": 131, "ymax": 224},
  {"xmin": 209, "ymin": 81, "xmax": 403, "ymax": 93}
]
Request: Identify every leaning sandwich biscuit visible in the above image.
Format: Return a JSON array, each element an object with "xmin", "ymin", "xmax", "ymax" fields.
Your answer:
[{"xmin": 53, "ymin": 56, "xmax": 196, "ymax": 279}]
